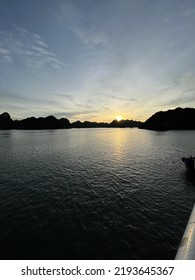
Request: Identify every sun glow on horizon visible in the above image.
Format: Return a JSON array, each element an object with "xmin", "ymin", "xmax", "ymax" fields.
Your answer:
[{"xmin": 116, "ymin": 116, "xmax": 122, "ymax": 122}]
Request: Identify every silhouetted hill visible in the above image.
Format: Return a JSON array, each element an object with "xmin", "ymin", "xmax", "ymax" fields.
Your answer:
[
  {"xmin": 140, "ymin": 107, "xmax": 195, "ymax": 130},
  {"xmin": 15, "ymin": 115, "xmax": 71, "ymax": 129},
  {"xmin": 72, "ymin": 119, "xmax": 142, "ymax": 128},
  {"xmin": 0, "ymin": 112, "xmax": 14, "ymax": 129},
  {"xmin": 0, "ymin": 112, "xmax": 142, "ymax": 129},
  {"xmin": 109, "ymin": 119, "xmax": 142, "ymax": 128},
  {"xmin": 72, "ymin": 121, "xmax": 110, "ymax": 128},
  {"xmin": 0, "ymin": 112, "xmax": 71, "ymax": 129}
]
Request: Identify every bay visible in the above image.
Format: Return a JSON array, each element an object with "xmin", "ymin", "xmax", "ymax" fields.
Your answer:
[{"xmin": 0, "ymin": 128, "xmax": 195, "ymax": 259}]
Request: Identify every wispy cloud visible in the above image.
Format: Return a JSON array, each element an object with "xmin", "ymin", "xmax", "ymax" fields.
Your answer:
[
  {"xmin": 163, "ymin": 91, "xmax": 195, "ymax": 107},
  {"xmin": 100, "ymin": 93, "xmax": 137, "ymax": 102},
  {"xmin": 155, "ymin": 71, "xmax": 195, "ymax": 108},
  {"xmin": 57, "ymin": 1, "xmax": 107, "ymax": 46},
  {"xmin": 72, "ymin": 27, "xmax": 107, "ymax": 46},
  {"xmin": 0, "ymin": 48, "xmax": 10, "ymax": 55},
  {"xmin": 162, "ymin": 17, "xmax": 169, "ymax": 23},
  {"xmin": 0, "ymin": 26, "xmax": 64, "ymax": 69},
  {"xmin": 178, "ymin": 9, "xmax": 195, "ymax": 17},
  {"xmin": 0, "ymin": 47, "xmax": 12, "ymax": 62},
  {"xmin": 172, "ymin": 71, "xmax": 195, "ymax": 90},
  {"xmin": 52, "ymin": 92, "xmax": 73, "ymax": 99},
  {"xmin": 0, "ymin": 89, "xmax": 34, "ymax": 102},
  {"xmin": 53, "ymin": 109, "xmax": 99, "ymax": 120},
  {"xmin": 33, "ymin": 33, "xmax": 48, "ymax": 48}
]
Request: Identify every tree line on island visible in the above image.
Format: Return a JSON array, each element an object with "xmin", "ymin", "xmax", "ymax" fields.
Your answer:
[{"xmin": 0, "ymin": 107, "xmax": 195, "ymax": 130}]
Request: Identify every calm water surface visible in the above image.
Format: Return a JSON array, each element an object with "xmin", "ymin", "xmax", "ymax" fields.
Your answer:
[{"xmin": 0, "ymin": 128, "xmax": 195, "ymax": 259}]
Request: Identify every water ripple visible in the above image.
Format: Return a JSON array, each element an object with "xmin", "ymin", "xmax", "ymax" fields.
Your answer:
[{"xmin": 0, "ymin": 129, "xmax": 195, "ymax": 259}]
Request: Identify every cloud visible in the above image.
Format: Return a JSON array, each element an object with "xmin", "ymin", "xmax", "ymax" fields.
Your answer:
[
  {"xmin": 52, "ymin": 92, "xmax": 73, "ymax": 99},
  {"xmin": 57, "ymin": 1, "xmax": 107, "ymax": 46},
  {"xmin": 163, "ymin": 91, "xmax": 195, "ymax": 107},
  {"xmin": 101, "ymin": 94, "xmax": 137, "ymax": 102},
  {"xmin": 162, "ymin": 17, "xmax": 168, "ymax": 23},
  {"xmin": 33, "ymin": 33, "xmax": 48, "ymax": 48},
  {"xmin": 0, "ymin": 88, "xmax": 67, "ymax": 109},
  {"xmin": 0, "ymin": 26, "xmax": 64, "ymax": 69},
  {"xmin": 53, "ymin": 108, "xmax": 99, "ymax": 120},
  {"xmin": 174, "ymin": 71, "xmax": 195, "ymax": 89},
  {"xmin": 178, "ymin": 9, "xmax": 195, "ymax": 17},
  {"xmin": 0, "ymin": 89, "xmax": 34, "ymax": 102},
  {"xmin": 0, "ymin": 47, "xmax": 12, "ymax": 62},
  {"xmin": 72, "ymin": 26, "xmax": 107, "ymax": 46},
  {"xmin": 0, "ymin": 48, "xmax": 10, "ymax": 55},
  {"xmin": 156, "ymin": 71, "xmax": 195, "ymax": 108}
]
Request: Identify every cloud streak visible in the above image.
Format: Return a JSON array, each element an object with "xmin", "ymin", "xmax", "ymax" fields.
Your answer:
[
  {"xmin": 178, "ymin": 9, "xmax": 195, "ymax": 17},
  {"xmin": 57, "ymin": 1, "xmax": 108, "ymax": 46},
  {"xmin": 0, "ymin": 47, "xmax": 12, "ymax": 62},
  {"xmin": 0, "ymin": 26, "xmax": 64, "ymax": 69}
]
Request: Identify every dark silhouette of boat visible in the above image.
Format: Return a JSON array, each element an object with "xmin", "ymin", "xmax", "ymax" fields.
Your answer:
[{"xmin": 182, "ymin": 156, "xmax": 195, "ymax": 171}]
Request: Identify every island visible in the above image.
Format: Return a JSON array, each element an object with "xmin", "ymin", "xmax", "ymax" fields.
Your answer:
[
  {"xmin": 72, "ymin": 119, "xmax": 142, "ymax": 128},
  {"xmin": 1, "ymin": 108, "xmax": 195, "ymax": 130},
  {"xmin": 0, "ymin": 112, "xmax": 142, "ymax": 130},
  {"xmin": 140, "ymin": 107, "xmax": 195, "ymax": 130},
  {"xmin": 0, "ymin": 112, "xmax": 71, "ymax": 129}
]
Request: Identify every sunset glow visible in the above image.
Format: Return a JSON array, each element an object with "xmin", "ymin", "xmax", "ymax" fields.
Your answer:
[{"xmin": 116, "ymin": 116, "xmax": 122, "ymax": 122}]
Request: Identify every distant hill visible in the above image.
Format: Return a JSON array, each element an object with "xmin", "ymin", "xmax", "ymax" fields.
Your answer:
[
  {"xmin": 0, "ymin": 112, "xmax": 71, "ymax": 129},
  {"xmin": 71, "ymin": 120, "xmax": 109, "ymax": 128},
  {"xmin": 140, "ymin": 107, "xmax": 195, "ymax": 130},
  {"xmin": 109, "ymin": 119, "xmax": 142, "ymax": 128},
  {"xmin": 72, "ymin": 119, "xmax": 142, "ymax": 128},
  {"xmin": 0, "ymin": 112, "xmax": 142, "ymax": 129},
  {"xmin": 0, "ymin": 112, "xmax": 14, "ymax": 129}
]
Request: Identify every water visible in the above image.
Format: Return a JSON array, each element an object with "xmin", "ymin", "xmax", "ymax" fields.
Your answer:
[{"xmin": 0, "ymin": 128, "xmax": 195, "ymax": 259}]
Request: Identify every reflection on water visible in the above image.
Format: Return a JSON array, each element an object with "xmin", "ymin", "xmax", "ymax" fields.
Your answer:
[
  {"xmin": 0, "ymin": 128, "xmax": 195, "ymax": 259},
  {"xmin": 0, "ymin": 131, "xmax": 12, "ymax": 138}
]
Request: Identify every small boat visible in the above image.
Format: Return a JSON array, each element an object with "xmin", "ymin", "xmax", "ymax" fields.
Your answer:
[{"xmin": 182, "ymin": 156, "xmax": 195, "ymax": 171}]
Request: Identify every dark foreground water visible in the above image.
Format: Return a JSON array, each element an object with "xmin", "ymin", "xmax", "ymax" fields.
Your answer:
[{"xmin": 0, "ymin": 128, "xmax": 195, "ymax": 260}]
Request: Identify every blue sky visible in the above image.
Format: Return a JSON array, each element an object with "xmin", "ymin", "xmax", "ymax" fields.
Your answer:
[{"xmin": 0, "ymin": 0, "xmax": 195, "ymax": 122}]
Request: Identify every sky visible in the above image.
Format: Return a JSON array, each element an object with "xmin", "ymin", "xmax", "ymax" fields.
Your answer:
[{"xmin": 0, "ymin": 0, "xmax": 195, "ymax": 122}]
